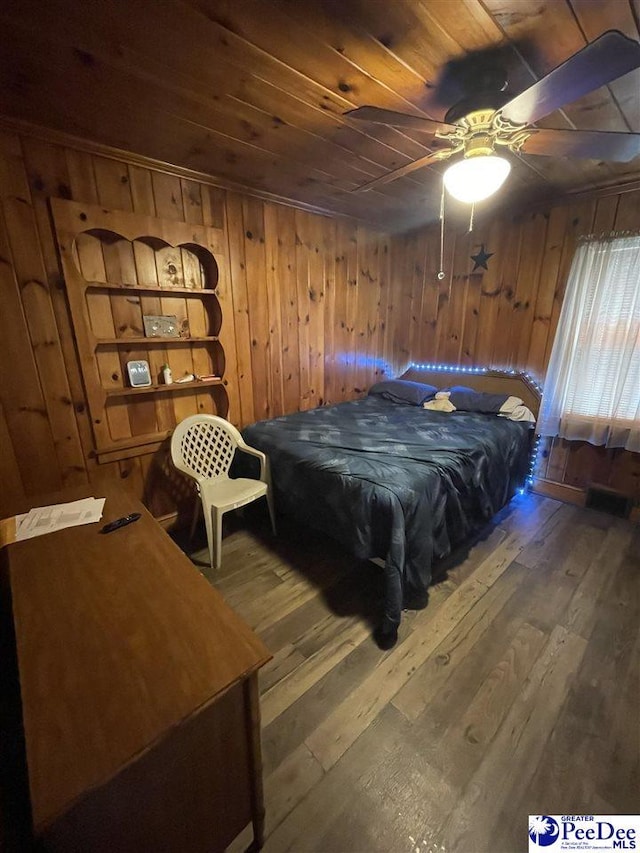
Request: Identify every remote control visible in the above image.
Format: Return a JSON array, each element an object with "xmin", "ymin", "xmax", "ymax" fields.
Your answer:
[{"xmin": 101, "ymin": 513, "xmax": 141, "ymax": 534}]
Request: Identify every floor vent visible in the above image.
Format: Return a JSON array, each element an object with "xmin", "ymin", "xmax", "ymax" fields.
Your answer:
[{"xmin": 585, "ymin": 487, "xmax": 632, "ymax": 519}]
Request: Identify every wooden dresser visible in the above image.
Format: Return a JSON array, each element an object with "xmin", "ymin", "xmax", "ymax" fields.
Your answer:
[{"xmin": 0, "ymin": 485, "xmax": 270, "ymax": 852}]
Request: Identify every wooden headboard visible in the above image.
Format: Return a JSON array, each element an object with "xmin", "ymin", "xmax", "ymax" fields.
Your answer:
[{"xmin": 399, "ymin": 367, "xmax": 542, "ymax": 418}]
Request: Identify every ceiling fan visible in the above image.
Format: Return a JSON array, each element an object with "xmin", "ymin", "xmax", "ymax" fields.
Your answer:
[{"xmin": 346, "ymin": 30, "xmax": 640, "ymax": 203}]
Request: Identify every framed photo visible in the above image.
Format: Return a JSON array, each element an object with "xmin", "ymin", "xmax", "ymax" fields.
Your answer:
[
  {"xmin": 126, "ymin": 360, "xmax": 153, "ymax": 387},
  {"xmin": 143, "ymin": 314, "xmax": 184, "ymax": 338}
]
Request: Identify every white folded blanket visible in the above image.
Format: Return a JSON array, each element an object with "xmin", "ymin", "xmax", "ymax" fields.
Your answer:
[
  {"xmin": 423, "ymin": 397, "xmax": 456, "ymax": 412},
  {"xmin": 499, "ymin": 395, "xmax": 523, "ymax": 414},
  {"xmin": 499, "ymin": 404, "xmax": 536, "ymax": 423}
]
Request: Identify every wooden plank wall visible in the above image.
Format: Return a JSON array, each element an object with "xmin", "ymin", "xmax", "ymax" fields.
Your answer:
[
  {"xmin": 391, "ymin": 189, "xmax": 640, "ymax": 503},
  {"xmin": 1, "ymin": 122, "xmax": 638, "ymax": 517},
  {"xmin": 0, "ymin": 127, "xmax": 397, "ymax": 518}
]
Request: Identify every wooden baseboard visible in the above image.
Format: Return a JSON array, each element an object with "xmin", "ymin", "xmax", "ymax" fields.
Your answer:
[{"xmin": 532, "ymin": 478, "xmax": 587, "ymax": 506}]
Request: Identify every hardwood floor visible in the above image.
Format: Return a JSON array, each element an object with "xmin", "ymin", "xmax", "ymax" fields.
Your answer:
[{"xmin": 181, "ymin": 493, "xmax": 639, "ymax": 853}]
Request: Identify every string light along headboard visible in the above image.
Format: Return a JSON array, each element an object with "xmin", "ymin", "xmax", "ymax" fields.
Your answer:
[
  {"xmin": 400, "ymin": 363, "xmax": 543, "ymax": 418},
  {"xmin": 400, "ymin": 363, "xmax": 544, "ymax": 493}
]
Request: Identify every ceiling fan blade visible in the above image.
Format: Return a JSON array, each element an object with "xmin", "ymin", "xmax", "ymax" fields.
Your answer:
[
  {"xmin": 501, "ymin": 30, "xmax": 640, "ymax": 126},
  {"xmin": 345, "ymin": 106, "xmax": 458, "ymax": 135},
  {"xmin": 354, "ymin": 148, "xmax": 455, "ymax": 192},
  {"xmin": 522, "ymin": 128, "xmax": 640, "ymax": 162}
]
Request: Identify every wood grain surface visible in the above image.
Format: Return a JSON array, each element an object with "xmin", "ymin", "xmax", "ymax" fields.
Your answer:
[
  {"xmin": 0, "ymin": 125, "xmax": 638, "ymax": 523},
  {"xmin": 1, "ymin": 1, "xmax": 640, "ymax": 231},
  {"xmin": 205, "ymin": 495, "xmax": 639, "ymax": 853},
  {"xmin": 5, "ymin": 485, "xmax": 270, "ymax": 833}
]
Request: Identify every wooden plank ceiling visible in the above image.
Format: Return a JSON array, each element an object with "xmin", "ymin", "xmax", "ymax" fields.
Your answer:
[{"xmin": 1, "ymin": 0, "xmax": 639, "ymax": 231}]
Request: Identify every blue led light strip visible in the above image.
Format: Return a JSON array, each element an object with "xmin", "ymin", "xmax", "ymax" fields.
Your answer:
[
  {"xmin": 409, "ymin": 362, "xmax": 544, "ymax": 494},
  {"xmin": 408, "ymin": 362, "xmax": 544, "ymax": 394}
]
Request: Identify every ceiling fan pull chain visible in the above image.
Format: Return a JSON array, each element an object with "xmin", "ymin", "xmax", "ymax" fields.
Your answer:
[
  {"xmin": 437, "ymin": 180, "xmax": 446, "ymax": 280},
  {"xmin": 469, "ymin": 202, "xmax": 475, "ymax": 233}
]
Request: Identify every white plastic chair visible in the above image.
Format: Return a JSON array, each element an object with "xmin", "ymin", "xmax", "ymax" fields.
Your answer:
[{"xmin": 171, "ymin": 415, "xmax": 276, "ymax": 570}]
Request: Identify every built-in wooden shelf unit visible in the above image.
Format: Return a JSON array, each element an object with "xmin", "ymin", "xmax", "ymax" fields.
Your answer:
[
  {"xmin": 51, "ymin": 199, "xmax": 233, "ymax": 462},
  {"xmin": 105, "ymin": 378, "xmax": 224, "ymax": 398},
  {"xmin": 96, "ymin": 337, "xmax": 219, "ymax": 346}
]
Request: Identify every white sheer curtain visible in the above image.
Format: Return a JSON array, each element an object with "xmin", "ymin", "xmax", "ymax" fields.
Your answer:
[{"xmin": 538, "ymin": 234, "xmax": 640, "ymax": 452}]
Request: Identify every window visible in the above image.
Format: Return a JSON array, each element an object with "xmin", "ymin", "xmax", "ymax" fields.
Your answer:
[{"xmin": 538, "ymin": 234, "xmax": 640, "ymax": 452}]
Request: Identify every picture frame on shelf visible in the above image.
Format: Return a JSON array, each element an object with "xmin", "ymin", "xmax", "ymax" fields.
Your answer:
[
  {"xmin": 143, "ymin": 314, "xmax": 188, "ymax": 338},
  {"xmin": 126, "ymin": 359, "xmax": 153, "ymax": 388}
]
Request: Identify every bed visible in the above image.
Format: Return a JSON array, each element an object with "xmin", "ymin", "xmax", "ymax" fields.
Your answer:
[{"xmin": 242, "ymin": 368, "xmax": 540, "ymax": 647}]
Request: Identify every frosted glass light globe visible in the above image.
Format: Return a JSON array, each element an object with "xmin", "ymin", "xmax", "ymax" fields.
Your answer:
[{"xmin": 443, "ymin": 155, "xmax": 511, "ymax": 203}]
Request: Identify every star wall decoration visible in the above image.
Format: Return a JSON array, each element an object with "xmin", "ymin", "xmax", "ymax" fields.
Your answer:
[{"xmin": 470, "ymin": 244, "xmax": 494, "ymax": 271}]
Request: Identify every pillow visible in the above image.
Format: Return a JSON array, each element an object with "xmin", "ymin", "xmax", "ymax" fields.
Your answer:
[
  {"xmin": 445, "ymin": 385, "xmax": 510, "ymax": 414},
  {"xmin": 368, "ymin": 379, "xmax": 437, "ymax": 406}
]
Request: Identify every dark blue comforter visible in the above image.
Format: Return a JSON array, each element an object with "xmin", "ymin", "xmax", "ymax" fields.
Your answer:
[{"xmin": 243, "ymin": 396, "xmax": 531, "ymax": 632}]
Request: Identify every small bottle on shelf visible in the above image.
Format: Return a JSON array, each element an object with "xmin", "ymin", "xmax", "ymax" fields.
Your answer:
[{"xmin": 162, "ymin": 364, "xmax": 173, "ymax": 385}]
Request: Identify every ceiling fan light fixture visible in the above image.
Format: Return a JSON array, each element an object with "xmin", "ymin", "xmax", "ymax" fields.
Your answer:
[{"xmin": 443, "ymin": 154, "xmax": 511, "ymax": 203}]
